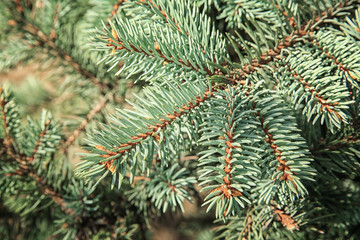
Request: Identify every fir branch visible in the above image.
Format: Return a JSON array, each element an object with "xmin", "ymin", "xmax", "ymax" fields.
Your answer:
[
  {"xmin": 275, "ymin": 4, "xmax": 297, "ymax": 29},
  {"xmin": 106, "ymin": 28, "xmax": 213, "ymax": 75},
  {"xmin": 308, "ymin": 32, "xmax": 359, "ymax": 86},
  {"xmin": 9, "ymin": 1, "xmax": 110, "ymax": 96},
  {"xmin": 208, "ymin": 92, "xmax": 243, "ymax": 207},
  {"xmin": 6, "ymin": 141, "xmax": 75, "ymax": 217},
  {"xmin": 137, "ymin": 0, "xmax": 182, "ymax": 33},
  {"xmin": 27, "ymin": 170, "xmax": 75, "ymax": 216},
  {"xmin": 310, "ymin": 41, "xmax": 355, "ymax": 77},
  {"xmin": 50, "ymin": 3, "xmax": 60, "ymax": 40},
  {"xmin": 101, "ymin": 0, "xmax": 228, "ymax": 79}
]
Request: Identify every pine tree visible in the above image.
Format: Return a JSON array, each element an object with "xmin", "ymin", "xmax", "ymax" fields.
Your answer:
[{"xmin": 1, "ymin": 0, "xmax": 360, "ymax": 239}]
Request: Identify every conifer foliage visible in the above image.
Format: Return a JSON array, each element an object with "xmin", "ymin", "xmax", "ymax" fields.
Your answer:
[{"xmin": 1, "ymin": 0, "xmax": 360, "ymax": 239}]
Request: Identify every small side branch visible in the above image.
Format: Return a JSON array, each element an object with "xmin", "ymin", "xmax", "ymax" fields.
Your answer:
[
  {"xmin": 253, "ymin": 102, "xmax": 296, "ymax": 186},
  {"xmin": 210, "ymin": 93, "xmax": 242, "ymax": 216},
  {"xmin": 283, "ymin": 63, "xmax": 342, "ymax": 121},
  {"xmin": 0, "ymin": 89, "xmax": 11, "ymax": 148},
  {"xmin": 62, "ymin": 95, "xmax": 110, "ymax": 151},
  {"xmin": 107, "ymin": 30, "xmax": 212, "ymax": 75},
  {"xmin": 98, "ymin": 89, "xmax": 214, "ymax": 172},
  {"xmin": 233, "ymin": 1, "xmax": 355, "ymax": 81}
]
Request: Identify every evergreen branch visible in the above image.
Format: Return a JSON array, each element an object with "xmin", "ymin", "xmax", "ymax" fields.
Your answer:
[
  {"xmin": 61, "ymin": 94, "xmax": 111, "ymax": 151},
  {"xmin": 326, "ymin": 134, "xmax": 360, "ymax": 150},
  {"xmin": 50, "ymin": 3, "xmax": 60, "ymax": 40},
  {"xmin": 96, "ymin": 88, "xmax": 214, "ymax": 173},
  {"xmin": 282, "ymin": 63, "xmax": 342, "ymax": 121},
  {"xmin": 255, "ymin": 108, "xmax": 296, "ymax": 185},
  {"xmin": 137, "ymin": 0, "xmax": 182, "ymax": 33},
  {"xmin": 21, "ymin": 23, "xmax": 108, "ymax": 94},
  {"xmin": 2, "ymin": 110, "xmax": 75, "ymax": 216},
  {"xmin": 100, "ymin": 0, "xmax": 228, "ymax": 79},
  {"xmin": 0, "ymin": 87, "xmax": 21, "ymax": 149},
  {"xmin": 27, "ymin": 119, "xmax": 51, "ymax": 164},
  {"xmin": 248, "ymin": 84, "xmax": 316, "ymax": 203},
  {"xmin": 146, "ymin": 163, "xmax": 196, "ymax": 213},
  {"xmin": 308, "ymin": 30, "xmax": 360, "ymax": 91},
  {"xmin": 9, "ymin": 1, "xmax": 110, "ymax": 96},
  {"xmin": 106, "ymin": 28, "xmax": 213, "ymax": 75},
  {"xmin": 14, "ymin": 0, "xmax": 23, "ymax": 14},
  {"xmin": 0, "ymin": 89, "xmax": 12, "ymax": 148},
  {"xmin": 275, "ymin": 4, "xmax": 296, "ymax": 29},
  {"xmin": 107, "ymin": 0, "xmax": 127, "ymax": 24},
  {"xmin": 275, "ymin": 48, "xmax": 353, "ymax": 132},
  {"xmin": 309, "ymin": 38, "xmax": 357, "ymax": 80},
  {"xmin": 205, "ymin": 91, "xmax": 244, "ymax": 212},
  {"xmin": 7, "ymin": 162, "xmax": 75, "ymax": 216},
  {"xmin": 199, "ymin": 87, "xmax": 261, "ymax": 218},
  {"xmin": 233, "ymin": 0, "xmax": 356, "ymax": 81},
  {"xmin": 27, "ymin": 170, "xmax": 75, "ymax": 216}
]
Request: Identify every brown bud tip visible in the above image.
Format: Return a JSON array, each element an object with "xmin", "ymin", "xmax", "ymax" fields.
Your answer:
[{"xmin": 8, "ymin": 20, "xmax": 17, "ymax": 26}]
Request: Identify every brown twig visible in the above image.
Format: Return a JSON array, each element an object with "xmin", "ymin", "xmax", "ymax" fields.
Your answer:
[{"xmin": 61, "ymin": 95, "xmax": 110, "ymax": 151}]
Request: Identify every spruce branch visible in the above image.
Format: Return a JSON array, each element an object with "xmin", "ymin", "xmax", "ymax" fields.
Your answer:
[
  {"xmin": 106, "ymin": 0, "xmax": 127, "ymax": 25},
  {"xmin": 1, "ymin": 106, "xmax": 75, "ymax": 216},
  {"xmin": 26, "ymin": 118, "xmax": 52, "ymax": 164},
  {"xmin": 232, "ymin": 0, "xmax": 357, "ymax": 81},
  {"xmin": 0, "ymin": 89, "xmax": 13, "ymax": 148},
  {"xmin": 22, "ymin": 23, "xmax": 108, "ymax": 94},
  {"xmin": 61, "ymin": 90, "xmax": 117, "ymax": 152},
  {"xmin": 9, "ymin": 3, "xmax": 109, "ymax": 95}
]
